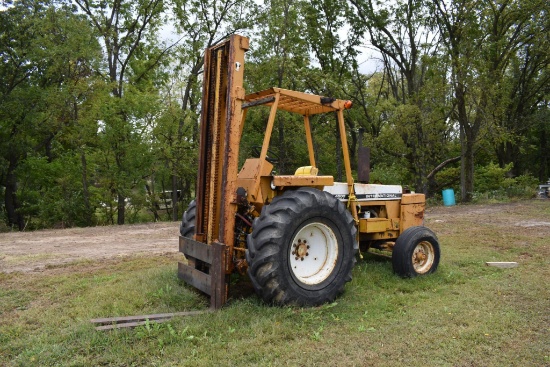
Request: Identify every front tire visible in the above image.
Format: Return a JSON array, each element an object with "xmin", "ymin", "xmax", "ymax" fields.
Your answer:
[
  {"xmin": 179, "ymin": 199, "xmax": 208, "ymax": 272},
  {"xmin": 246, "ymin": 188, "xmax": 358, "ymax": 306},
  {"xmin": 392, "ymin": 226, "xmax": 440, "ymax": 277}
]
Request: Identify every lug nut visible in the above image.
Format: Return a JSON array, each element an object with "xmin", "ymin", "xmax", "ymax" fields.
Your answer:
[
  {"xmin": 306, "ymin": 252, "xmax": 309, "ymax": 256},
  {"xmin": 295, "ymin": 257, "xmax": 299, "ymax": 260},
  {"xmin": 307, "ymin": 245, "xmax": 310, "ymax": 249},
  {"xmin": 292, "ymin": 251, "xmax": 295, "ymax": 255},
  {"xmin": 301, "ymin": 258, "xmax": 304, "ymax": 261}
]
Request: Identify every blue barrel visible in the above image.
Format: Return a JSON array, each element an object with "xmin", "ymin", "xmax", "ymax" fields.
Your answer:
[{"xmin": 442, "ymin": 188, "xmax": 456, "ymax": 206}]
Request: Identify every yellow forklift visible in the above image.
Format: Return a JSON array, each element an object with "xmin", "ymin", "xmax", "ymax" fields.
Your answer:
[{"xmin": 178, "ymin": 35, "xmax": 440, "ymax": 309}]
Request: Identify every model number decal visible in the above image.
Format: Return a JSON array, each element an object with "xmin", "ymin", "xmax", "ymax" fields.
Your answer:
[
  {"xmin": 332, "ymin": 193, "xmax": 402, "ymax": 200},
  {"xmin": 358, "ymin": 193, "xmax": 402, "ymax": 199}
]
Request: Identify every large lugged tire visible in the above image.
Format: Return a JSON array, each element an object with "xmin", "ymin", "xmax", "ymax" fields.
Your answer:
[
  {"xmin": 246, "ymin": 187, "xmax": 358, "ymax": 306},
  {"xmin": 392, "ymin": 226, "xmax": 440, "ymax": 277},
  {"xmin": 180, "ymin": 200, "xmax": 196, "ymax": 238},
  {"xmin": 180, "ymin": 199, "xmax": 208, "ymax": 272}
]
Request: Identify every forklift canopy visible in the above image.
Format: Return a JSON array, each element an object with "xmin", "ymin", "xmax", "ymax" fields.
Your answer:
[{"xmin": 243, "ymin": 87, "xmax": 351, "ymax": 115}]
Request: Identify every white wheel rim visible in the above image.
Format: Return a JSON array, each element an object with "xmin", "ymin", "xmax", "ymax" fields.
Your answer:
[
  {"xmin": 289, "ymin": 222, "xmax": 338, "ymax": 285},
  {"xmin": 412, "ymin": 241, "xmax": 435, "ymax": 274}
]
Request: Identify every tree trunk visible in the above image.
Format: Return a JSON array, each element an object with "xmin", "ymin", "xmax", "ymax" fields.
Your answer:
[
  {"xmin": 496, "ymin": 140, "xmax": 520, "ymax": 176},
  {"xmin": 145, "ymin": 183, "xmax": 160, "ymax": 221},
  {"xmin": 539, "ymin": 121, "xmax": 549, "ymax": 182},
  {"xmin": 509, "ymin": 142, "xmax": 521, "ymax": 177},
  {"xmin": 461, "ymin": 131, "xmax": 475, "ymax": 202},
  {"xmin": 80, "ymin": 150, "xmax": 93, "ymax": 225},
  {"xmin": 4, "ymin": 154, "xmax": 24, "ymax": 230},
  {"xmin": 117, "ymin": 194, "xmax": 125, "ymax": 225},
  {"xmin": 456, "ymin": 81, "xmax": 475, "ymax": 202},
  {"xmin": 171, "ymin": 173, "xmax": 178, "ymax": 221}
]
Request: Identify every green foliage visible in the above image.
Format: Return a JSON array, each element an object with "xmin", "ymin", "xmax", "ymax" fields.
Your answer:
[
  {"xmin": 1, "ymin": 0, "xmax": 549, "ymax": 229},
  {"xmin": 369, "ymin": 163, "xmax": 410, "ymax": 186},
  {"xmin": 474, "ymin": 163, "xmax": 515, "ymax": 193},
  {"xmin": 0, "ymin": 0, "xmax": 107, "ymax": 229},
  {"xmin": 16, "ymin": 155, "xmax": 98, "ymax": 228},
  {"xmin": 434, "ymin": 166, "xmax": 461, "ymax": 191},
  {"xmin": 472, "ymin": 163, "xmax": 539, "ymax": 201}
]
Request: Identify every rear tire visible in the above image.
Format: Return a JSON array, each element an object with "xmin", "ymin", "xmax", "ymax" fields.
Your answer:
[
  {"xmin": 392, "ymin": 226, "xmax": 440, "ymax": 277},
  {"xmin": 180, "ymin": 200, "xmax": 196, "ymax": 238},
  {"xmin": 246, "ymin": 188, "xmax": 358, "ymax": 306}
]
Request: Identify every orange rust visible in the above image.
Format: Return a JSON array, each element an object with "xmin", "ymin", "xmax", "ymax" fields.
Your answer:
[{"xmin": 400, "ymin": 202, "xmax": 426, "ymax": 233}]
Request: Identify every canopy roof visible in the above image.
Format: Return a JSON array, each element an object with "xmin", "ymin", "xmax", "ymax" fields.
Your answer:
[{"xmin": 243, "ymin": 87, "xmax": 349, "ymax": 115}]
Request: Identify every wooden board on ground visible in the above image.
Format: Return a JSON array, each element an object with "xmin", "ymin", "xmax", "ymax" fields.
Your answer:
[{"xmin": 486, "ymin": 262, "xmax": 519, "ymax": 268}]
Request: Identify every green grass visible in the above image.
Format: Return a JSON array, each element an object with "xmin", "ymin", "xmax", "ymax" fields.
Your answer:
[{"xmin": 1, "ymin": 200, "xmax": 549, "ymax": 366}]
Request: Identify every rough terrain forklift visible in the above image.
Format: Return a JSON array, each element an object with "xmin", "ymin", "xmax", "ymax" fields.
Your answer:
[{"xmin": 178, "ymin": 34, "xmax": 440, "ymax": 309}]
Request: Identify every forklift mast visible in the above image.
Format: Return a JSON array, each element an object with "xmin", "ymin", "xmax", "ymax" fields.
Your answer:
[
  {"xmin": 178, "ymin": 35, "xmax": 249, "ymax": 309},
  {"xmin": 195, "ymin": 34, "xmax": 248, "ymax": 249}
]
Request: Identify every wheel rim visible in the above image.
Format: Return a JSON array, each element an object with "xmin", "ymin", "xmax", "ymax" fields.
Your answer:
[
  {"xmin": 289, "ymin": 222, "xmax": 338, "ymax": 285},
  {"xmin": 412, "ymin": 240, "xmax": 435, "ymax": 274}
]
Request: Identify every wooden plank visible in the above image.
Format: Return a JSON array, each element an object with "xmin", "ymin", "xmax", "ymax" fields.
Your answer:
[
  {"xmin": 178, "ymin": 262, "xmax": 212, "ymax": 295},
  {"xmin": 91, "ymin": 310, "xmax": 209, "ymax": 325},
  {"xmin": 210, "ymin": 242, "xmax": 227, "ymax": 310},
  {"xmin": 486, "ymin": 262, "xmax": 519, "ymax": 268},
  {"xmin": 179, "ymin": 236, "xmax": 213, "ymax": 263}
]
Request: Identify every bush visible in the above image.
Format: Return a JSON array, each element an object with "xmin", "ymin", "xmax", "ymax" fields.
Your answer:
[
  {"xmin": 474, "ymin": 162, "xmax": 513, "ymax": 192},
  {"xmin": 15, "ymin": 155, "xmax": 97, "ymax": 229},
  {"xmin": 472, "ymin": 163, "xmax": 538, "ymax": 201}
]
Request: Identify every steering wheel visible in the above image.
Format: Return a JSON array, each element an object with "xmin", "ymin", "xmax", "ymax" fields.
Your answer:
[{"xmin": 252, "ymin": 146, "xmax": 280, "ymax": 164}]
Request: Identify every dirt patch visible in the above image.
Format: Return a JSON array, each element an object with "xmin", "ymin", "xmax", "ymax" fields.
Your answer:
[
  {"xmin": 426, "ymin": 201, "xmax": 524, "ymax": 217},
  {"xmin": 426, "ymin": 201, "xmax": 550, "ymax": 229},
  {"xmin": 1, "ymin": 200, "xmax": 547, "ymax": 274},
  {"xmin": 0, "ymin": 222, "xmax": 181, "ymax": 273},
  {"xmin": 514, "ymin": 220, "xmax": 550, "ymax": 227},
  {"xmin": 425, "ymin": 200, "xmax": 550, "ymax": 255}
]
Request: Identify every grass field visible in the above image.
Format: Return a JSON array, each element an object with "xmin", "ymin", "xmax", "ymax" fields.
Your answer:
[{"xmin": 1, "ymin": 200, "xmax": 549, "ymax": 366}]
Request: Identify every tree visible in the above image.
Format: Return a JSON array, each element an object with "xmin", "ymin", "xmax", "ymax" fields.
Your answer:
[
  {"xmin": 301, "ymin": 0, "xmax": 364, "ymax": 180},
  {"xmin": 0, "ymin": 0, "xmax": 41, "ymax": 229},
  {"xmin": 488, "ymin": 0, "xmax": 550, "ymax": 176},
  {"xmin": 1, "ymin": 0, "xmax": 104, "ymax": 229},
  {"xmin": 350, "ymin": 0, "xmax": 452, "ymax": 193},
  {"xmin": 243, "ymin": 0, "xmax": 309, "ymax": 174},
  {"xmin": 432, "ymin": 0, "xmax": 549, "ymax": 201},
  {"xmin": 74, "ymin": 0, "xmax": 166, "ymax": 224},
  {"xmin": 159, "ymin": 0, "xmax": 254, "ymax": 220}
]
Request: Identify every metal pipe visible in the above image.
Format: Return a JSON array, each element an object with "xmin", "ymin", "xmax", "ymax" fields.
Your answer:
[{"xmin": 304, "ymin": 115, "xmax": 316, "ymax": 167}]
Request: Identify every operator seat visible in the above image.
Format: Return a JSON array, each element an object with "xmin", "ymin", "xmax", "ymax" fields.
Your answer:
[{"xmin": 294, "ymin": 166, "xmax": 318, "ymax": 176}]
